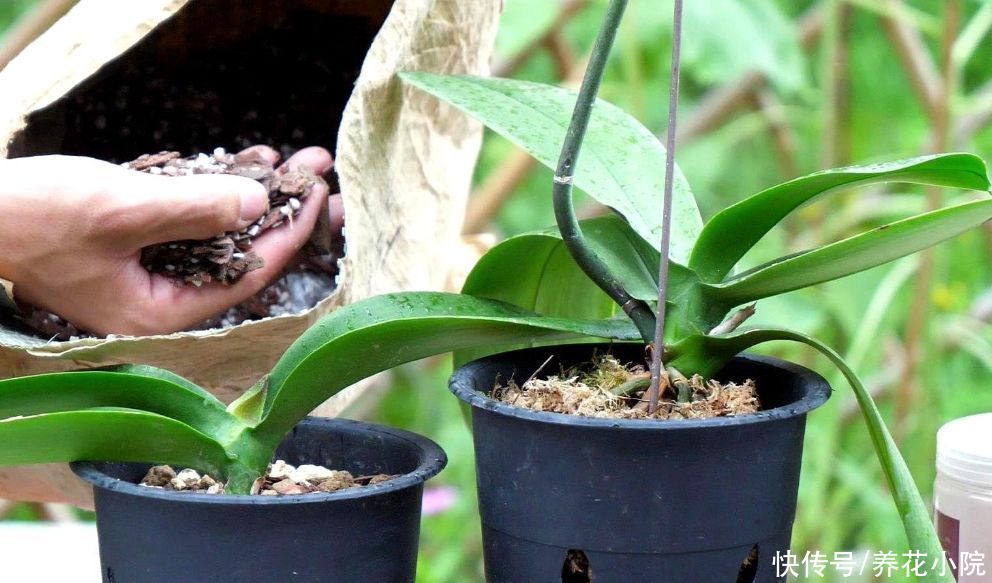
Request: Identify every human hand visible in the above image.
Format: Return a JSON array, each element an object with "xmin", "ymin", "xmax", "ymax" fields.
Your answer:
[{"xmin": 0, "ymin": 146, "xmax": 334, "ymax": 336}]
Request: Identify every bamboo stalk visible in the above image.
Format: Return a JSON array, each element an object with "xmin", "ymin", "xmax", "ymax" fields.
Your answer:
[
  {"xmin": 953, "ymin": 79, "xmax": 992, "ymax": 146},
  {"xmin": 492, "ymin": 0, "xmax": 589, "ymax": 78},
  {"xmin": 463, "ymin": 152, "xmax": 537, "ymax": 234},
  {"xmin": 835, "ymin": 3, "xmax": 854, "ymax": 166},
  {"xmin": 820, "ymin": 0, "xmax": 840, "ymax": 170},
  {"xmin": 881, "ymin": 0, "xmax": 943, "ymax": 124},
  {"xmin": 545, "ymin": 31, "xmax": 576, "ymax": 80},
  {"xmin": 676, "ymin": 6, "xmax": 824, "ymax": 144},
  {"xmin": 806, "ymin": 1, "xmax": 852, "ymax": 239},
  {"xmin": 35, "ymin": 502, "xmax": 76, "ymax": 522},
  {"xmin": 896, "ymin": 0, "xmax": 959, "ymax": 440},
  {"xmin": 754, "ymin": 89, "xmax": 799, "ymax": 179}
]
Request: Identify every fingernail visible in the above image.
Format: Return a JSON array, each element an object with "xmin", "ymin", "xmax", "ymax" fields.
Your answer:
[{"xmin": 239, "ymin": 185, "xmax": 268, "ymax": 224}]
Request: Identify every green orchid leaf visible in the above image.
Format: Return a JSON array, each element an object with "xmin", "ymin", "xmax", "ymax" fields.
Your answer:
[
  {"xmin": 256, "ymin": 292, "xmax": 640, "ymax": 443},
  {"xmin": 457, "ymin": 215, "xmax": 710, "ymax": 365},
  {"xmin": 0, "ymin": 370, "xmax": 236, "ymax": 437},
  {"xmin": 100, "ymin": 364, "xmax": 217, "ymax": 400},
  {"xmin": 669, "ymin": 328, "xmax": 952, "ymax": 582},
  {"xmin": 456, "ymin": 215, "xmax": 657, "ymax": 366},
  {"xmin": 0, "ymin": 409, "xmax": 233, "ymax": 479},
  {"xmin": 690, "ymin": 153, "xmax": 991, "ymax": 282},
  {"xmin": 399, "ymin": 72, "xmax": 702, "ymax": 263},
  {"xmin": 464, "ymin": 215, "xmax": 663, "ymax": 312},
  {"xmin": 704, "ymin": 199, "xmax": 992, "ymax": 305}
]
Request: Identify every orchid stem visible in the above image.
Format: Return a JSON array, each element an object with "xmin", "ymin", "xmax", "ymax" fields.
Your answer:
[{"xmin": 552, "ymin": 0, "xmax": 656, "ymax": 343}]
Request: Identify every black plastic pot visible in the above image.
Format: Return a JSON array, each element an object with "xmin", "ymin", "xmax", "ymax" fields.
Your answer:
[
  {"xmin": 72, "ymin": 417, "xmax": 446, "ymax": 583},
  {"xmin": 449, "ymin": 343, "xmax": 831, "ymax": 583}
]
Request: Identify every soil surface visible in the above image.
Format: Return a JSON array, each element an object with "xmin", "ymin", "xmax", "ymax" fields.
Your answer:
[
  {"xmin": 140, "ymin": 460, "xmax": 396, "ymax": 496},
  {"xmin": 3, "ymin": 149, "xmax": 340, "ymax": 340},
  {"xmin": 495, "ymin": 355, "xmax": 760, "ymax": 420}
]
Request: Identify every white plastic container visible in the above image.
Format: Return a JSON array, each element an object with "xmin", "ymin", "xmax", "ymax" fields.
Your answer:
[{"xmin": 935, "ymin": 412, "xmax": 992, "ymax": 582}]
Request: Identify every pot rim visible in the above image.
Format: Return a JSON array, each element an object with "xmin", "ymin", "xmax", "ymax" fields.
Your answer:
[
  {"xmin": 71, "ymin": 417, "xmax": 447, "ymax": 506},
  {"xmin": 450, "ymin": 345, "xmax": 831, "ymax": 431}
]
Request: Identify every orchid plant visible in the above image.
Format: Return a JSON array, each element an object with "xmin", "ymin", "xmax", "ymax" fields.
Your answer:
[{"xmin": 0, "ymin": 4, "xmax": 986, "ymax": 581}]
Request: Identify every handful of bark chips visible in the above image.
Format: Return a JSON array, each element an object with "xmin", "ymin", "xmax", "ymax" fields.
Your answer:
[
  {"xmin": 2, "ymin": 148, "xmax": 337, "ymax": 340},
  {"xmin": 131, "ymin": 149, "xmax": 325, "ymax": 287}
]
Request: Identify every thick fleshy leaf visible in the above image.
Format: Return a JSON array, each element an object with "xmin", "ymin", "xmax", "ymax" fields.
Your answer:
[
  {"xmin": 457, "ymin": 216, "xmax": 711, "ymax": 365},
  {"xmin": 690, "ymin": 154, "xmax": 991, "ymax": 282},
  {"xmin": 0, "ymin": 409, "xmax": 233, "ymax": 479},
  {"xmin": 456, "ymin": 216, "xmax": 659, "ymax": 366},
  {"xmin": 706, "ymin": 199, "xmax": 992, "ymax": 305},
  {"xmin": 668, "ymin": 328, "xmax": 952, "ymax": 582},
  {"xmin": 0, "ymin": 369, "xmax": 236, "ymax": 438},
  {"xmin": 255, "ymin": 292, "xmax": 640, "ymax": 442},
  {"xmin": 103, "ymin": 364, "xmax": 217, "ymax": 400},
  {"xmin": 464, "ymin": 215, "xmax": 662, "ymax": 312},
  {"xmin": 400, "ymin": 72, "xmax": 702, "ymax": 263}
]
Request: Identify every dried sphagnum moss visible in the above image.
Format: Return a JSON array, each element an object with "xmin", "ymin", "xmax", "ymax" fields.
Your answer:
[{"xmin": 495, "ymin": 354, "xmax": 760, "ymax": 420}]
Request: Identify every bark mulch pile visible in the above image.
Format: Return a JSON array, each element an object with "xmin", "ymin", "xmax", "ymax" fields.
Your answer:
[
  {"xmin": 495, "ymin": 354, "xmax": 760, "ymax": 420},
  {"xmin": 140, "ymin": 460, "xmax": 396, "ymax": 496}
]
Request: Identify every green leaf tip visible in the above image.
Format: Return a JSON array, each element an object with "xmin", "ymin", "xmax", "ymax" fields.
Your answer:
[
  {"xmin": 690, "ymin": 152, "xmax": 992, "ymax": 283},
  {"xmin": 675, "ymin": 328, "xmax": 953, "ymax": 582}
]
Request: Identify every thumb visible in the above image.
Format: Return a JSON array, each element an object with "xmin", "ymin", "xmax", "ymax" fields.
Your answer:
[{"xmin": 120, "ymin": 171, "xmax": 268, "ymax": 246}]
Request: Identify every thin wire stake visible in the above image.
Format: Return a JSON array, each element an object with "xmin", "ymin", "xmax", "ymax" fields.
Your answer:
[{"xmin": 646, "ymin": 0, "xmax": 685, "ymax": 414}]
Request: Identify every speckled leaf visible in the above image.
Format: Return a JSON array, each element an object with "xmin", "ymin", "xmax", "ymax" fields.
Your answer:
[{"xmin": 400, "ymin": 72, "xmax": 702, "ymax": 264}]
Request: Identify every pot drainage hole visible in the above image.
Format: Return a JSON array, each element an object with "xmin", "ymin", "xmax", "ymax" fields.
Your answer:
[
  {"xmin": 562, "ymin": 549, "xmax": 593, "ymax": 582},
  {"xmin": 737, "ymin": 544, "xmax": 760, "ymax": 583}
]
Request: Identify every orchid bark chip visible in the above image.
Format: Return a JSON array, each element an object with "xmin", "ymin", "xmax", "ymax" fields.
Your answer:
[{"xmin": 133, "ymin": 149, "xmax": 325, "ymax": 287}]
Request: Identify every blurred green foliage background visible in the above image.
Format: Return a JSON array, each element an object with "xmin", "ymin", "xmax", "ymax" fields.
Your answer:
[{"xmin": 3, "ymin": 1, "xmax": 992, "ymax": 581}]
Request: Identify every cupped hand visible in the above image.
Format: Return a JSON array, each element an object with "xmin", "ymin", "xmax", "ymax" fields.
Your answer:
[{"xmin": 0, "ymin": 146, "xmax": 335, "ymax": 336}]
